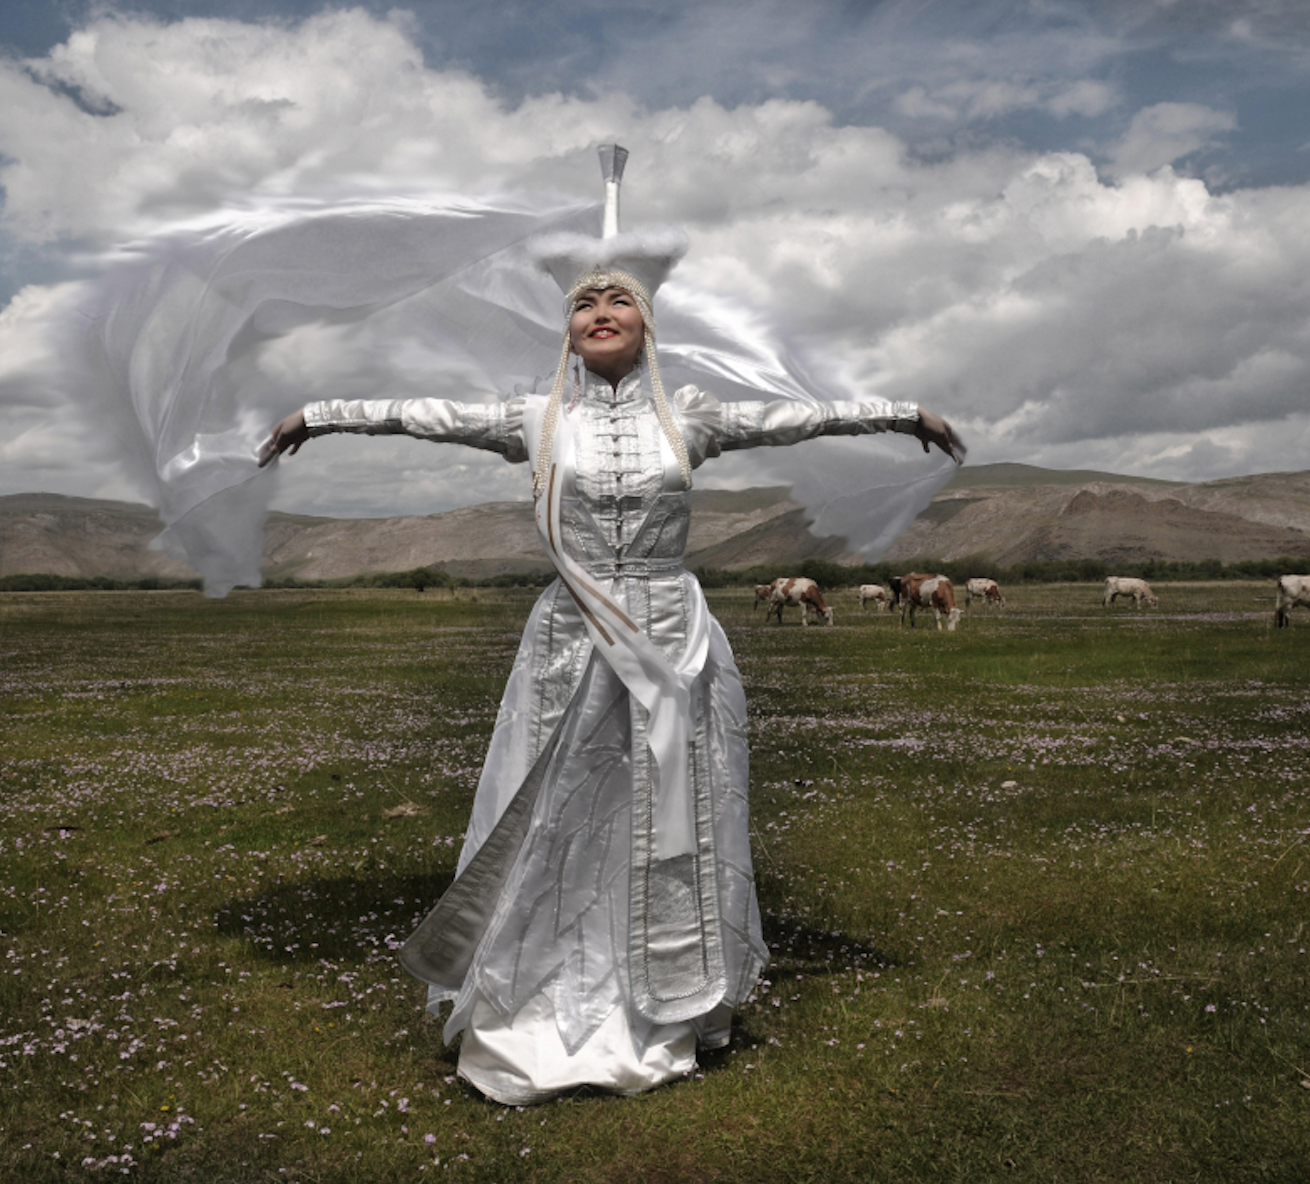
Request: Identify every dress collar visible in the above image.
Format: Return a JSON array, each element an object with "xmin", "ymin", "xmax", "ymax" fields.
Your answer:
[{"xmin": 583, "ymin": 367, "xmax": 646, "ymax": 406}]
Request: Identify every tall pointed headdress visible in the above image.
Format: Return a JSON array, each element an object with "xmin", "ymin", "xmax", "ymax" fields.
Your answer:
[{"xmin": 529, "ymin": 145, "xmax": 692, "ymax": 496}]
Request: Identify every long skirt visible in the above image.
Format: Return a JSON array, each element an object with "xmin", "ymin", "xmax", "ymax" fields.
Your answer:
[{"xmin": 402, "ymin": 576, "xmax": 767, "ymax": 1104}]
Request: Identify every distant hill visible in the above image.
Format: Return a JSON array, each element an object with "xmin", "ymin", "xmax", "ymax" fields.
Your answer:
[
  {"xmin": 883, "ymin": 464, "xmax": 1310, "ymax": 566},
  {"xmin": 3, "ymin": 464, "xmax": 1309, "ymax": 582},
  {"xmin": 0, "ymin": 487, "xmax": 832, "ymax": 582}
]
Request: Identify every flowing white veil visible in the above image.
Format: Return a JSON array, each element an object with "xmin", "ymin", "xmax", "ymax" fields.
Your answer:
[{"xmin": 61, "ymin": 189, "xmax": 956, "ymax": 595}]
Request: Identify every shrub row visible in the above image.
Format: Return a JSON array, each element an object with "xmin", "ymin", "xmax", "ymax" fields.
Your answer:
[
  {"xmin": 4, "ymin": 555, "xmax": 1304, "ymax": 595},
  {"xmin": 0, "ymin": 573, "xmax": 203, "ymax": 592}
]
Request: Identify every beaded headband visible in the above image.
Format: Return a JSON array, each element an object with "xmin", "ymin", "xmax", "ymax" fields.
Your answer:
[{"xmin": 565, "ymin": 269, "xmax": 655, "ymax": 331}]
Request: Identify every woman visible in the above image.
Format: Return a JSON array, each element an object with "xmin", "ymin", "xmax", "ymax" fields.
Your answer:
[{"xmin": 261, "ymin": 184, "xmax": 962, "ymax": 1105}]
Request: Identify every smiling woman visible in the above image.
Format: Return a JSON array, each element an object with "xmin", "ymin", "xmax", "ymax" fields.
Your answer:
[
  {"xmin": 257, "ymin": 146, "xmax": 961, "ymax": 1105},
  {"xmin": 570, "ymin": 287, "xmax": 645, "ymax": 384}
]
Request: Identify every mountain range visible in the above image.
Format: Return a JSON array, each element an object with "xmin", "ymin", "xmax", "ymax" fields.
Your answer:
[{"xmin": 3, "ymin": 464, "xmax": 1308, "ymax": 582}]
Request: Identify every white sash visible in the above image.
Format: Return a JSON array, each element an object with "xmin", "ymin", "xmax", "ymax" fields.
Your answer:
[{"xmin": 527, "ymin": 400, "xmax": 709, "ymax": 860}]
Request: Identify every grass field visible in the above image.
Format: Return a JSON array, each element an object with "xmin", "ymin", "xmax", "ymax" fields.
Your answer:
[{"xmin": 1, "ymin": 582, "xmax": 1308, "ymax": 1183}]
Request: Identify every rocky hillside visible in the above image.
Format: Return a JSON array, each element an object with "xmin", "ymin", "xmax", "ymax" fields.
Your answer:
[
  {"xmin": 883, "ymin": 464, "xmax": 1310, "ymax": 565},
  {"xmin": 3, "ymin": 464, "xmax": 1308, "ymax": 581},
  {"xmin": 0, "ymin": 487, "xmax": 829, "ymax": 582}
]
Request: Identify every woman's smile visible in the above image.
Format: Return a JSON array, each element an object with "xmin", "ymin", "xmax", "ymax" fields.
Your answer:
[{"xmin": 570, "ymin": 286, "xmax": 644, "ymax": 384}]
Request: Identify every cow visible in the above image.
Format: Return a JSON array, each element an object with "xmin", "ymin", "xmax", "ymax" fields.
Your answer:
[
  {"xmin": 899, "ymin": 572, "xmax": 962, "ymax": 631},
  {"xmin": 859, "ymin": 583, "xmax": 891, "ymax": 611},
  {"xmin": 765, "ymin": 577, "xmax": 834, "ymax": 626},
  {"xmin": 886, "ymin": 575, "xmax": 905, "ymax": 608},
  {"xmin": 753, "ymin": 582, "xmax": 780, "ymax": 611},
  {"xmin": 1274, "ymin": 574, "xmax": 1310, "ymax": 628},
  {"xmin": 965, "ymin": 577, "xmax": 1005, "ymax": 609},
  {"xmin": 1103, "ymin": 576, "xmax": 1158, "ymax": 608}
]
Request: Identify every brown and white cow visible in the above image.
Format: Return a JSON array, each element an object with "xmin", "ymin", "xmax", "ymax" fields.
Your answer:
[
  {"xmin": 859, "ymin": 583, "xmax": 891, "ymax": 611},
  {"xmin": 1103, "ymin": 576, "xmax": 1158, "ymax": 608},
  {"xmin": 899, "ymin": 572, "xmax": 962, "ymax": 631},
  {"xmin": 1274, "ymin": 574, "xmax": 1310, "ymax": 627},
  {"xmin": 766, "ymin": 577, "xmax": 834, "ymax": 626},
  {"xmin": 965, "ymin": 577, "xmax": 1005, "ymax": 609},
  {"xmin": 754, "ymin": 581, "xmax": 781, "ymax": 611}
]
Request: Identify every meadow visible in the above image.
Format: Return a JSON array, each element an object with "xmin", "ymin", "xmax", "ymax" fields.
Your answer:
[{"xmin": 1, "ymin": 582, "xmax": 1307, "ymax": 1183}]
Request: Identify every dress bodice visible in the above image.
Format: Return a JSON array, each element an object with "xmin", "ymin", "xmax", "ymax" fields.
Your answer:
[{"xmin": 559, "ymin": 371, "xmax": 690, "ymax": 579}]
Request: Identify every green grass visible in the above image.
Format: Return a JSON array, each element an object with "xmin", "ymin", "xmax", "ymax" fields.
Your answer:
[{"xmin": 1, "ymin": 583, "xmax": 1308, "ymax": 1182}]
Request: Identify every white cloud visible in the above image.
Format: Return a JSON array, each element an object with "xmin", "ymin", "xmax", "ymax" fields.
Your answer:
[
  {"xmin": 892, "ymin": 75, "xmax": 1118, "ymax": 125},
  {"xmin": 0, "ymin": 284, "xmax": 69, "ymax": 404},
  {"xmin": 0, "ymin": 9, "xmax": 1307, "ymax": 520},
  {"xmin": 1048, "ymin": 79, "xmax": 1117, "ymax": 119},
  {"xmin": 1109, "ymin": 101, "xmax": 1238, "ymax": 177},
  {"xmin": 894, "ymin": 86, "xmax": 959, "ymax": 121}
]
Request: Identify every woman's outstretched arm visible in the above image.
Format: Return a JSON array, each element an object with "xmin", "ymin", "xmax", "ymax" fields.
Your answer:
[
  {"xmin": 673, "ymin": 387, "xmax": 966, "ymax": 468},
  {"xmin": 259, "ymin": 410, "xmax": 309, "ymax": 467},
  {"xmin": 259, "ymin": 398, "xmax": 531, "ymax": 468},
  {"xmin": 912, "ymin": 407, "xmax": 966, "ymax": 464}
]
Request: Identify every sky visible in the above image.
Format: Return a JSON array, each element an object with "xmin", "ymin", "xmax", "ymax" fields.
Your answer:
[{"xmin": 2, "ymin": 0, "xmax": 1310, "ymax": 519}]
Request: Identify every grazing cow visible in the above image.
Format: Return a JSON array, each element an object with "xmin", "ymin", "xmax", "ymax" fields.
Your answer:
[
  {"xmin": 1274, "ymin": 574, "xmax": 1310, "ymax": 628},
  {"xmin": 900, "ymin": 572, "xmax": 962, "ymax": 631},
  {"xmin": 766, "ymin": 577, "xmax": 834, "ymax": 626},
  {"xmin": 1103, "ymin": 576, "xmax": 1159, "ymax": 608},
  {"xmin": 965, "ymin": 577, "xmax": 1005, "ymax": 609},
  {"xmin": 887, "ymin": 575, "xmax": 905, "ymax": 608},
  {"xmin": 859, "ymin": 583, "xmax": 891, "ymax": 611}
]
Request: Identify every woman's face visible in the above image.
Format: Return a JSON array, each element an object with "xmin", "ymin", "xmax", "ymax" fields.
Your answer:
[{"xmin": 569, "ymin": 286, "xmax": 644, "ymax": 380}]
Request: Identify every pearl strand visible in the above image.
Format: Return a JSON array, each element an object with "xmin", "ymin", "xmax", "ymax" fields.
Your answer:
[
  {"xmin": 644, "ymin": 325, "xmax": 692, "ymax": 489},
  {"xmin": 531, "ymin": 328, "xmax": 575, "ymax": 498}
]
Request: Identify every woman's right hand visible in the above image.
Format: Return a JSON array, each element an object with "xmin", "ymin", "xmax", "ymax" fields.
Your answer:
[{"xmin": 259, "ymin": 411, "xmax": 309, "ymax": 468}]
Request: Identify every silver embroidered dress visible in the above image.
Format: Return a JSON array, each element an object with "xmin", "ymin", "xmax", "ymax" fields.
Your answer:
[{"xmin": 304, "ymin": 369, "xmax": 919, "ymax": 1103}]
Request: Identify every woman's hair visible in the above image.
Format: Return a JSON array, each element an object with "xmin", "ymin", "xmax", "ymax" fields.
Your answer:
[{"xmin": 532, "ymin": 272, "xmax": 692, "ymax": 497}]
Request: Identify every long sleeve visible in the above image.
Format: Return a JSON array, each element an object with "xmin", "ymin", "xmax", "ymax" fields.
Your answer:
[
  {"xmin": 303, "ymin": 397, "xmax": 530, "ymax": 463},
  {"xmin": 671, "ymin": 386, "xmax": 920, "ymax": 469}
]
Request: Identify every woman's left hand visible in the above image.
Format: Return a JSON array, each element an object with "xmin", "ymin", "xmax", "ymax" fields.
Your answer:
[{"xmin": 914, "ymin": 407, "xmax": 966, "ymax": 464}]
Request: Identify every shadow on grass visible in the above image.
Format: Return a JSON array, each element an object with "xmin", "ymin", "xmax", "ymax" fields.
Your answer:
[
  {"xmin": 762, "ymin": 913, "xmax": 899, "ymax": 974},
  {"xmin": 214, "ymin": 870, "xmax": 455, "ymax": 964},
  {"xmin": 215, "ymin": 872, "xmax": 898, "ymax": 1049}
]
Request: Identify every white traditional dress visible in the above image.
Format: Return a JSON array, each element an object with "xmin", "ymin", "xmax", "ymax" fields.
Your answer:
[{"xmin": 303, "ymin": 368, "xmax": 920, "ymax": 1103}]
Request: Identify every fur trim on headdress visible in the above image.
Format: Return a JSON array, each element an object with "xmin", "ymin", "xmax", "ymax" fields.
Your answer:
[{"xmin": 530, "ymin": 227, "xmax": 689, "ymax": 302}]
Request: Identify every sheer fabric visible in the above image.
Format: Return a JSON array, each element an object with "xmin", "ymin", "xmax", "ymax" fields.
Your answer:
[{"xmin": 60, "ymin": 191, "xmax": 954, "ymax": 595}]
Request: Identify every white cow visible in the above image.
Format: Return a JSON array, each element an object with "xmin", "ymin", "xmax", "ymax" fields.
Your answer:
[
  {"xmin": 859, "ymin": 583, "xmax": 891, "ymax": 611},
  {"xmin": 766, "ymin": 577, "xmax": 834, "ymax": 626},
  {"xmin": 1103, "ymin": 576, "xmax": 1158, "ymax": 608},
  {"xmin": 900, "ymin": 573, "xmax": 962, "ymax": 632},
  {"xmin": 965, "ymin": 577, "xmax": 1005, "ymax": 609},
  {"xmin": 754, "ymin": 581, "xmax": 780, "ymax": 611},
  {"xmin": 1275, "ymin": 574, "xmax": 1310, "ymax": 628}
]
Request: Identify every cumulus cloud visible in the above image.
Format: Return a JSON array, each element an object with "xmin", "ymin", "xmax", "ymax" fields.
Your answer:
[{"xmin": 0, "ymin": 8, "xmax": 1307, "ymax": 519}]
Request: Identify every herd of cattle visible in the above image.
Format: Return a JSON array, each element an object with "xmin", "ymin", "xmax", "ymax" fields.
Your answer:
[
  {"xmin": 753, "ymin": 573, "xmax": 985, "ymax": 631},
  {"xmin": 751, "ymin": 572, "xmax": 1310, "ymax": 630}
]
